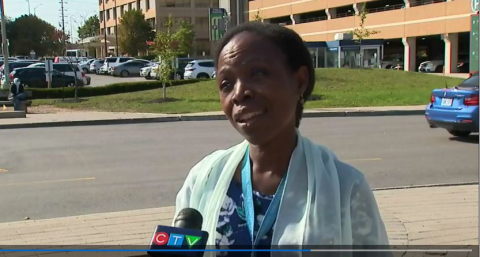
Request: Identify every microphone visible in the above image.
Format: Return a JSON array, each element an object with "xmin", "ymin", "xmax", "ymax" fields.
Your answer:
[{"xmin": 147, "ymin": 208, "xmax": 209, "ymax": 257}]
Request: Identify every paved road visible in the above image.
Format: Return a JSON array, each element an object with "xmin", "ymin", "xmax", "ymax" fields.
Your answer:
[
  {"xmin": 0, "ymin": 115, "xmax": 477, "ymax": 222},
  {"xmin": 87, "ymin": 74, "xmax": 146, "ymax": 87}
]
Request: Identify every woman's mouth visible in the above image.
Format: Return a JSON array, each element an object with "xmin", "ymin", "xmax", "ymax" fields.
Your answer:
[{"xmin": 235, "ymin": 110, "xmax": 266, "ymax": 126}]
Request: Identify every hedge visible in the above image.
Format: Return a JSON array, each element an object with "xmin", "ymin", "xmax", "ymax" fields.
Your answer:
[{"xmin": 0, "ymin": 79, "xmax": 203, "ymax": 99}]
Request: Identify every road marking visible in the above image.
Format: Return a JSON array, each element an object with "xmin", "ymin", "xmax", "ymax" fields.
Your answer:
[
  {"xmin": 1, "ymin": 177, "xmax": 96, "ymax": 187},
  {"xmin": 345, "ymin": 158, "xmax": 382, "ymax": 162},
  {"xmin": 0, "ymin": 168, "xmax": 8, "ymax": 173}
]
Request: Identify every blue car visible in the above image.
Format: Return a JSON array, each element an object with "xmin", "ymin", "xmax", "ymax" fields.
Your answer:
[{"xmin": 425, "ymin": 73, "xmax": 479, "ymax": 137}]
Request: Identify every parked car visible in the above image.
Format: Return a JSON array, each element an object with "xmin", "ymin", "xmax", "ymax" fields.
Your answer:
[
  {"xmin": 111, "ymin": 60, "xmax": 148, "ymax": 77},
  {"xmin": 140, "ymin": 62, "xmax": 158, "ymax": 79},
  {"xmin": 100, "ymin": 57, "xmax": 134, "ymax": 75},
  {"xmin": 425, "ymin": 73, "xmax": 479, "ymax": 137},
  {"xmin": 90, "ymin": 59, "xmax": 105, "ymax": 74},
  {"xmin": 22, "ymin": 63, "xmax": 88, "ymax": 85},
  {"xmin": 8, "ymin": 67, "xmax": 78, "ymax": 88},
  {"xmin": 380, "ymin": 54, "xmax": 403, "ymax": 69},
  {"xmin": 183, "ymin": 59, "xmax": 215, "ymax": 79},
  {"xmin": 0, "ymin": 60, "xmax": 38, "ymax": 75},
  {"xmin": 418, "ymin": 56, "xmax": 444, "ymax": 73},
  {"xmin": 78, "ymin": 59, "xmax": 97, "ymax": 73}
]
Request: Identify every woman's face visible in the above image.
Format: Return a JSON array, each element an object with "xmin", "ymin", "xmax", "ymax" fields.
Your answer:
[{"xmin": 216, "ymin": 32, "xmax": 308, "ymax": 145}]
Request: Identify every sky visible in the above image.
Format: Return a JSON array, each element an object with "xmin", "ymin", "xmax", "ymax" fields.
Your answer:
[{"xmin": 3, "ymin": 0, "xmax": 99, "ymax": 42}]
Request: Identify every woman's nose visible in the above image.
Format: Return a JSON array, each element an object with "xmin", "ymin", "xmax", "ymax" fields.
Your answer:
[{"xmin": 232, "ymin": 80, "xmax": 254, "ymax": 105}]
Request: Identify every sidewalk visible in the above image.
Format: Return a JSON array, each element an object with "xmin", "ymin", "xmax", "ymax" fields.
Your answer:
[
  {"xmin": 0, "ymin": 185, "xmax": 477, "ymax": 249},
  {"xmin": 0, "ymin": 105, "xmax": 426, "ymax": 129}
]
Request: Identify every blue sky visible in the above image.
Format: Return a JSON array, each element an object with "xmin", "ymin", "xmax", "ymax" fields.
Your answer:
[{"xmin": 3, "ymin": 0, "xmax": 99, "ymax": 41}]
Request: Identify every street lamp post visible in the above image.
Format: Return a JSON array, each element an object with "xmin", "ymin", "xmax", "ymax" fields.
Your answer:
[
  {"xmin": 25, "ymin": 0, "xmax": 30, "ymax": 15},
  {"xmin": 1, "ymin": 0, "xmax": 11, "ymax": 88},
  {"xmin": 33, "ymin": 4, "xmax": 42, "ymax": 16},
  {"xmin": 114, "ymin": 0, "xmax": 119, "ymax": 56}
]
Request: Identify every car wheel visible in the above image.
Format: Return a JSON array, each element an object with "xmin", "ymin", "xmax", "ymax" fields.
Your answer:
[
  {"xmin": 146, "ymin": 72, "xmax": 151, "ymax": 79},
  {"xmin": 174, "ymin": 73, "xmax": 182, "ymax": 80},
  {"xmin": 385, "ymin": 65, "xmax": 392, "ymax": 69},
  {"xmin": 82, "ymin": 68, "xmax": 89, "ymax": 74},
  {"xmin": 67, "ymin": 82, "xmax": 75, "ymax": 87},
  {"xmin": 448, "ymin": 130, "xmax": 471, "ymax": 137},
  {"xmin": 197, "ymin": 73, "xmax": 210, "ymax": 79},
  {"xmin": 21, "ymin": 83, "xmax": 29, "ymax": 88},
  {"xmin": 121, "ymin": 70, "xmax": 129, "ymax": 77}
]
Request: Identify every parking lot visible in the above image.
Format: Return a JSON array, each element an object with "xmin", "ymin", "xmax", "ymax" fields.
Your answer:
[{"xmin": 86, "ymin": 73, "xmax": 147, "ymax": 87}]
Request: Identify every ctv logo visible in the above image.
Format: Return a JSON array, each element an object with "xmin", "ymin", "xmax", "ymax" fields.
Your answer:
[{"xmin": 153, "ymin": 232, "xmax": 202, "ymax": 249}]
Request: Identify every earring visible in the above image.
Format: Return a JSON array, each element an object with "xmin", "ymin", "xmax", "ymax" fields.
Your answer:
[{"xmin": 299, "ymin": 94, "xmax": 305, "ymax": 105}]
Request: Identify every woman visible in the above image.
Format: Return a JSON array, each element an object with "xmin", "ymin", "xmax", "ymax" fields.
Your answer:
[{"xmin": 175, "ymin": 22, "xmax": 389, "ymax": 252}]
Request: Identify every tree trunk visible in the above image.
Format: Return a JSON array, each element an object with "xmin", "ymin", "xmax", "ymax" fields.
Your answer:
[{"xmin": 162, "ymin": 82, "xmax": 166, "ymax": 100}]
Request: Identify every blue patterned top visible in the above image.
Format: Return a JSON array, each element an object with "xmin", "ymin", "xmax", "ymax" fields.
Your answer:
[{"xmin": 215, "ymin": 178, "xmax": 275, "ymax": 256}]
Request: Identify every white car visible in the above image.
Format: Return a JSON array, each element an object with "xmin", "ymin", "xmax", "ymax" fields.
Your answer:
[
  {"xmin": 419, "ymin": 58, "xmax": 444, "ymax": 73},
  {"xmin": 78, "ymin": 59, "xmax": 96, "ymax": 73},
  {"xmin": 140, "ymin": 62, "xmax": 158, "ymax": 79},
  {"xmin": 183, "ymin": 60, "xmax": 215, "ymax": 79},
  {"xmin": 90, "ymin": 59, "xmax": 105, "ymax": 74},
  {"xmin": 100, "ymin": 57, "xmax": 134, "ymax": 75}
]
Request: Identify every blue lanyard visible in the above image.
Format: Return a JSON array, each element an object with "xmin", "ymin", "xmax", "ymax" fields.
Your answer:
[{"xmin": 241, "ymin": 147, "xmax": 287, "ymax": 247}]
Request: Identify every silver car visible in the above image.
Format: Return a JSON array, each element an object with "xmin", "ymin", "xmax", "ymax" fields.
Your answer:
[{"xmin": 111, "ymin": 60, "xmax": 148, "ymax": 77}]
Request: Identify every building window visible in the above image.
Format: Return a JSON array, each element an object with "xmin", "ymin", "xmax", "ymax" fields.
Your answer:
[
  {"xmin": 158, "ymin": 0, "xmax": 191, "ymax": 7},
  {"xmin": 113, "ymin": 8, "xmax": 117, "ymax": 19},
  {"xmin": 99, "ymin": 11, "xmax": 104, "ymax": 22},
  {"xmin": 195, "ymin": 0, "xmax": 210, "ymax": 8},
  {"xmin": 147, "ymin": 18, "xmax": 156, "ymax": 28},
  {"xmin": 137, "ymin": 0, "xmax": 141, "ymax": 10},
  {"xmin": 196, "ymin": 17, "xmax": 209, "ymax": 30},
  {"xmin": 101, "ymin": 28, "xmax": 105, "ymax": 35},
  {"xmin": 146, "ymin": 0, "xmax": 150, "ymax": 10},
  {"xmin": 128, "ymin": 2, "xmax": 132, "ymax": 10},
  {"xmin": 106, "ymin": 8, "xmax": 111, "ymax": 20}
]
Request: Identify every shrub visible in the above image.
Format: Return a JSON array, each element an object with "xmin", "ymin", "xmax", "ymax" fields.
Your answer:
[{"xmin": 0, "ymin": 79, "xmax": 203, "ymax": 99}]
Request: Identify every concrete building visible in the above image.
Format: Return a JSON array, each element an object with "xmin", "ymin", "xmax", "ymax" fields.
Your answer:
[
  {"xmin": 248, "ymin": 0, "xmax": 477, "ymax": 74},
  {"xmin": 98, "ymin": 0, "xmax": 220, "ymax": 58}
]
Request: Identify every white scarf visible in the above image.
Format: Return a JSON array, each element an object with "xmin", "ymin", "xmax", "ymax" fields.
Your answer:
[{"xmin": 174, "ymin": 133, "xmax": 390, "ymax": 255}]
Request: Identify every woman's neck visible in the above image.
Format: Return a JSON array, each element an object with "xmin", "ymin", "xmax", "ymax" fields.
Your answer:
[{"xmin": 249, "ymin": 127, "xmax": 297, "ymax": 178}]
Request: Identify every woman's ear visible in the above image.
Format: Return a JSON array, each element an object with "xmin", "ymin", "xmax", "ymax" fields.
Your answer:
[{"xmin": 295, "ymin": 66, "xmax": 309, "ymax": 96}]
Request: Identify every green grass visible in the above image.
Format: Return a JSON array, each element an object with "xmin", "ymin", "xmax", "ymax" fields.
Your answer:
[{"xmin": 34, "ymin": 69, "xmax": 464, "ymax": 114}]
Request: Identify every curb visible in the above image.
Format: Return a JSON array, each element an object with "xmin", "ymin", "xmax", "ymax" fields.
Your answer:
[
  {"xmin": 0, "ymin": 109, "xmax": 425, "ymax": 129},
  {"xmin": 372, "ymin": 181, "xmax": 478, "ymax": 191},
  {"xmin": 0, "ymin": 111, "xmax": 26, "ymax": 119}
]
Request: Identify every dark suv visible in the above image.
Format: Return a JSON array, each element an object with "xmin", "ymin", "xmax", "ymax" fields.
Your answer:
[{"xmin": 11, "ymin": 67, "xmax": 77, "ymax": 88}]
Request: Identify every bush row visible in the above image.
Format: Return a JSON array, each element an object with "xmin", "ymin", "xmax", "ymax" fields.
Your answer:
[{"xmin": 0, "ymin": 79, "xmax": 203, "ymax": 99}]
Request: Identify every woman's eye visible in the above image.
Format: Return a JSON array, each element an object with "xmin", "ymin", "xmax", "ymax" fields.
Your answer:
[
  {"xmin": 252, "ymin": 69, "xmax": 266, "ymax": 77},
  {"xmin": 220, "ymin": 81, "xmax": 232, "ymax": 91}
]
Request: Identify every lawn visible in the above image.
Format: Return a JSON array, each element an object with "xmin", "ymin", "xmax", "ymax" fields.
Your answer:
[{"xmin": 34, "ymin": 69, "xmax": 464, "ymax": 114}]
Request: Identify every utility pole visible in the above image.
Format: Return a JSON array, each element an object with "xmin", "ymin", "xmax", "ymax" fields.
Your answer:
[
  {"xmin": 114, "ymin": 0, "xmax": 118, "ymax": 56},
  {"xmin": 102, "ymin": 0, "xmax": 108, "ymax": 57},
  {"xmin": 60, "ymin": 0, "xmax": 66, "ymax": 54},
  {"xmin": 26, "ymin": 0, "xmax": 31, "ymax": 15},
  {"xmin": 1, "ymin": 0, "xmax": 10, "ymax": 89}
]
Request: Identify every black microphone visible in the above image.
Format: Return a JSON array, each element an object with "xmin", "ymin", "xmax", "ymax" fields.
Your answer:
[{"xmin": 147, "ymin": 208, "xmax": 209, "ymax": 257}]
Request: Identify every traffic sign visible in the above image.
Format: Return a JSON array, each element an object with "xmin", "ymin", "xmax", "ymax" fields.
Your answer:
[{"xmin": 473, "ymin": 0, "xmax": 479, "ymax": 13}]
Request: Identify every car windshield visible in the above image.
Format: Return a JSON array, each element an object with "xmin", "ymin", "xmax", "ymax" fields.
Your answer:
[{"xmin": 458, "ymin": 75, "xmax": 479, "ymax": 88}]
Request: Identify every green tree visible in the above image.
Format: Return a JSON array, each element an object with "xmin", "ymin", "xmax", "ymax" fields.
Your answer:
[
  {"xmin": 9, "ymin": 15, "xmax": 65, "ymax": 56},
  {"xmin": 154, "ymin": 15, "xmax": 195, "ymax": 100},
  {"xmin": 77, "ymin": 15, "xmax": 100, "ymax": 40},
  {"xmin": 118, "ymin": 10, "xmax": 154, "ymax": 56},
  {"xmin": 350, "ymin": 3, "xmax": 379, "ymax": 44},
  {"xmin": 253, "ymin": 9, "xmax": 263, "ymax": 22}
]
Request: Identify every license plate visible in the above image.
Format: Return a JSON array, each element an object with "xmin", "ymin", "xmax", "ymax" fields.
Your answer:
[{"xmin": 441, "ymin": 98, "xmax": 453, "ymax": 106}]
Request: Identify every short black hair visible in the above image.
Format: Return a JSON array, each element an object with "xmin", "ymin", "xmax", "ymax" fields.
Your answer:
[{"xmin": 214, "ymin": 22, "xmax": 315, "ymax": 128}]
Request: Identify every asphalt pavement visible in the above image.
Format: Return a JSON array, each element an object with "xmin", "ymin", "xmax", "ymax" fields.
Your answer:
[
  {"xmin": 86, "ymin": 74, "xmax": 146, "ymax": 87},
  {"xmin": 0, "ymin": 115, "xmax": 477, "ymax": 223}
]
